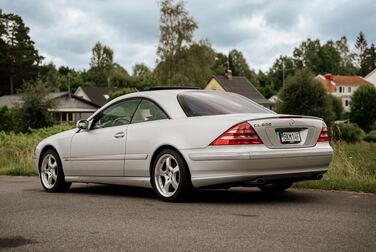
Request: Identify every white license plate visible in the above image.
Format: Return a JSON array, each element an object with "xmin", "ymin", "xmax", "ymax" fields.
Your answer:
[{"xmin": 279, "ymin": 131, "xmax": 301, "ymax": 144}]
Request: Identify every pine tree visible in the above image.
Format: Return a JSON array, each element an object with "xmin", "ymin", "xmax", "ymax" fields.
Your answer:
[
  {"xmin": 0, "ymin": 12, "xmax": 43, "ymax": 95},
  {"xmin": 355, "ymin": 31, "xmax": 369, "ymax": 76}
]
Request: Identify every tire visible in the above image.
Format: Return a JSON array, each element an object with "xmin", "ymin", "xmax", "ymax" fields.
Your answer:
[
  {"xmin": 258, "ymin": 182, "xmax": 293, "ymax": 193},
  {"xmin": 39, "ymin": 149, "xmax": 71, "ymax": 192},
  {"xmin": 151, "ymin": 149, "xmax": 192, "ymax": 202}
]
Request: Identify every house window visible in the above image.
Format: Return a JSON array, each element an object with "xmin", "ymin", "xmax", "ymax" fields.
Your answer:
[
  {"xmin": 348, "ymin": 87, "xmax": 351, "ymax": 93},
  {"xmin": 339, "ymin": 86, "xmax": 342, "ymax": 93},
  {"xmin": 345, "ymin": 100, "xmax": 349, "ymax": 107}
]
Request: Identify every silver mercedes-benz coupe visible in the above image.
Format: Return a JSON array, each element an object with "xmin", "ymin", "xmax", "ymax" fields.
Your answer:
[{"xmin": 35, "ymin": 89, "xmax": 333, "ymax": 201}]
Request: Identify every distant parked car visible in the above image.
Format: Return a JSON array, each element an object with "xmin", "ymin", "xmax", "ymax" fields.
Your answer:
[{"xmin": 35, "ymin": 89, "xmax": 333, "ymax": 201}]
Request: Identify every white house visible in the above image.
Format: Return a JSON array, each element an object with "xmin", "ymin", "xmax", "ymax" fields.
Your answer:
[
  {"xmin": 314, "ymin": 74, "xmax": 370, "ymax": 112},
  {"xmin": 0, "ymin": 92, "xmax": 99, "ymax": 123}
]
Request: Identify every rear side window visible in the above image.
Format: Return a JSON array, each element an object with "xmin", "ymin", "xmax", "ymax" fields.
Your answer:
[
  {"xmin": 131, "ymin": 99, "xmax": 168, "ymax": 124},
  {"xmin": 177, "ymin": 91, "xmax": 272, "ymax": 117}
]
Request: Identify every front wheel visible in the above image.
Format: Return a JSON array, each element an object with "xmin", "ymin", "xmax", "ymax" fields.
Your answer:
[
  {"xmin": 39, "ymin": 149, "xmax": 71, "ymax": 192},
  {"xmin": 258, "ymin": 182, "xmax": 293, "ymax": 193},
  {"xmin": 151, "ymin": 149, "xmax": 192, "ymax": 202}
]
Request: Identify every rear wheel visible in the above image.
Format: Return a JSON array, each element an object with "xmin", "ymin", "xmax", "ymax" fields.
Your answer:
[
  {"xmin": 258, "ymin": 182, "xmax": 292, "ymax": 193},
  {"xmin": 151, "ymin": 149, "xmax": 192, "ymax": 202},
  {"xmin": 39, "ymin": 149, "xmax": 71, "ymax": 192}
]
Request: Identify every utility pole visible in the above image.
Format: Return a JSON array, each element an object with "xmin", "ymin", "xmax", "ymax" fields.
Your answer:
[
  {"xmin": 282, "ymin": 58, "xmax": 285, "ymax": 87},
  {"xmin": 68, "ymin": 73, "xmax": 71, "ymax": 98}
]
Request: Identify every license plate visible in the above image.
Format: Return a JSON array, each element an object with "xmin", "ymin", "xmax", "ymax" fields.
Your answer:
[{"xmin": 279, "ymin": 131, "xmax": 301, "ymax": 144}]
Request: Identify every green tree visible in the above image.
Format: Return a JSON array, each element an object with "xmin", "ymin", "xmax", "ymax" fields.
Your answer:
[
  {"xmin": 130, "ymin": 63, "xmax": 158, "ymax": 90},
  {"xmin": 350, "ymin": 84, "xmax": 376, "ymax": 132},
  {"xmin": 15, "ymin": 79, "xmax": 55, "ymax": 132},
  {"xmin": 363, "ymin": 43, "xmax": 376, "ymax": 75},
  {"xmin": 212, "ymin": 52, "xmax": 228, "ymax": 75},
  {"xmin": 0, "ymin": 11, "xmax": 43, "ymax": 95},
  {"xmin": 293, "ymin": 39, "xmax": 342, "ymax": 74},
  {"xmin": 355, "ymin": 31, "xmax": 369, "ymax": 76},
  {"xmin": 155, "ymin": 40, "xmax": 215, "ymax": 87},
  {"xmin": 86, "ymin": 42, "xmax": 114, "ymax": 86},
  {"xmin": 229, "ymin": 49, "xmax": 258, "ymax": 85},
  {"xmin": 38, "ymin": 62, "xmax": 59, "ymax": 90},
  {"xmin": 277, "ymin": 69, "xmax": 334, "ymax": 124},
  {"xmin": 334, "ymin": 36, "xmax": 357, "ymax": 75},
  {"xmin": 0, "ymin": 106, "xmax": 13, "ymax": 131},
  {"xmin": 256, "ymin": 70, "xmax": 274, "ymax": 98},
  {"xmin": 111, "ymin": 63, "xmax": 130, "ymax": 87},
  {"xmin": 327, "ymin": 94, "xmax": 343, "ymax": 120},
  {"xmin": 56, "ymin": 67, "xmax": 84, "ymax": 93},
  {"xmin": 268, "ymin": 55, "xmax": 296, "ymax": 92},
  {"xmin": 293, "ymin": 39, "xmax": 321, "ymax": 71},
  {"xmin": 156, "ymin": 0, "xmax": 198, "ymax": 85}
]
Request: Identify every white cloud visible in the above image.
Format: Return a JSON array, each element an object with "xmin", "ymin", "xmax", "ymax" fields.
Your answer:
[{"xmin": 1, "ymin": 0, "xmax": 375, "ymax": 72}]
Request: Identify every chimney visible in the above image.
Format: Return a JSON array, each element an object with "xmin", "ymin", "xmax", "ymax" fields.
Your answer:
[
  {"xmin": 324, "ymin": 73, "xmax": 333, "ymax": 81},
  {"xmin": 225, "ymin": 69, "xmax": 233, "ymax": 80}
]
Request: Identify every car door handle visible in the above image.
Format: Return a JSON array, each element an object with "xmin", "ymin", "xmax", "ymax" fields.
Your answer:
[{"xmin": 114, "ymin": 132, "xmax": 125, "ymax": 138}]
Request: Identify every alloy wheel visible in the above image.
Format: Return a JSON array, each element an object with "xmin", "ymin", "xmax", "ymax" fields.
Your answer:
[
  {"xmin": 41, "ymin": 154, "xmax": 58, "ymax": 189},
  {"xmin": 154, "ymin": 154, "xmax": 180, "ymax": 197}
]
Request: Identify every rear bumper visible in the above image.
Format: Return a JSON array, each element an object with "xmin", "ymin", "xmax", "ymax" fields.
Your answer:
[{"xmin": 181, "ymin": 143, "xmax": 333, "ymax": 188}]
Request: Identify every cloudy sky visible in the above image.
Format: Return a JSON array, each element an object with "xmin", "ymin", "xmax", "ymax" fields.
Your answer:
[{"xmin": 2, "ymin": 0, "xmax": 375, "ymax": 72}]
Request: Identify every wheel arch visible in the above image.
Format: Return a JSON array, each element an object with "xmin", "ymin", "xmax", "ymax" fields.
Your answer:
[
  {"xmin": 149, "ymin": 145, "xmax": 191, "ymax": 180},
  {"xmin": 38, "ymin": 145, "xmax": 60, "ymax": 171}
]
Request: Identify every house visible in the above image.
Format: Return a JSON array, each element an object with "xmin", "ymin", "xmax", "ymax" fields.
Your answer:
[
  {"xmin": 74, "ymin": 86, "xmax": 121, "ymax": 107},
  {"xmin": 0, "ymin": 92, "xmax": 100, "ymax": 123},
  {"xmin": 314, "ymin": 74, "xmax": 370, "ymax": 112},
  {"xmin": 205, "ymin": 70, "xmax": 274, "ymax": 110},
  {"xmin": 365, "ymin": 68, "xmax": 376, "ymax": 86},
  {"xmin": 268, "ymin": 95, "xmax": 280, "ymax": 110}
]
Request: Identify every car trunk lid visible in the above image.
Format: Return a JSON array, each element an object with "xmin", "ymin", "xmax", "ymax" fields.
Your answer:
[{"xmin": 247, "ymin": 115, "xmax": 323, "ymax": 149}]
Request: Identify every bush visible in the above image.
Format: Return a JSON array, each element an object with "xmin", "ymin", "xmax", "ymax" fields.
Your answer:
[
  {"xmin": 330, "ymin": 123, "xmax": 365, "ymax": 143},
  {"xmin": 327, "ymin": 94, "xmax": 343, "ymax": 120},
  {"xmin": 0, "ymin": 106, "xmax": 13, "ymax": 131},
  {"xmin": 277, "ymin": 69, "xmax": 335, "ymax": 125},
  {"xmin": 350, "ymin": 84, "xmax": 376, "ymax": 132},
  {"xmin": 364, "ymin": 130, "xmax": 376, "ymax": 143},
  {"xmin": 16, "ymin": 79, "xmax": 55, "ymax": 132}
]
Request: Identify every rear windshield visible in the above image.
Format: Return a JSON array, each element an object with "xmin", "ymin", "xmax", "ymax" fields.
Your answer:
[{"xmin": 177, "ymin": 91, "xmax": 273, "ymax": 117}]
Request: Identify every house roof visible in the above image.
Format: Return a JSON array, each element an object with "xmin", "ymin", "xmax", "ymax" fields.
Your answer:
[
  {"xmin": 317, "ymin": 75, "xmax": 370, "ymax": 86},
  {"xmin": 0, "ymin": 92, "xmax": 100, "ymax": 109},
  {"xmin": 331, "ymin": 75, "xmax": 369, "ymax": 85},
  {"xmin": 0, "ymin": 95, "xmax": 22, "ymax": 108},
  {"xmin": 210, "ymin": 75, "xmax": 273, "ymax": 105},
  {"xmin": 75, "ymin": 86, "xmax": 120, "ymax": 106}
]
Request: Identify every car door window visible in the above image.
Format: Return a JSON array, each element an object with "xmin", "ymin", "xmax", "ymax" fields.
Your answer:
[
  {"xmin": 131, "ymin": 99, "xmax": 168, "ymax": 124},
  {"xmin": 91, "ymin": 99, "xmax": 141, "ymax": 129}
]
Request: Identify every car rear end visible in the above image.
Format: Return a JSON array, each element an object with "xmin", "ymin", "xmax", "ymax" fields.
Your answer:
[{"xmin": 176, "ymin": 91, "xmax": 333, "ymax": 188}]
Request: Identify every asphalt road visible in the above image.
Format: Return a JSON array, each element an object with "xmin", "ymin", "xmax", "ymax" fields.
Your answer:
[{"xmin": 0, "ymin": 176, "xmax": 375, "ymax": 252}]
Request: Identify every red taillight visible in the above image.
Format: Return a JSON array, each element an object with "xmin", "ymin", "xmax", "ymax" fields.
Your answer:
[
  {"xmin": 317, "ymin": 123, "xmax": 329, "ymax": 142},
  {"xmin": 210, "ymin": 122, "xmax": 263, "ymax": 145}
]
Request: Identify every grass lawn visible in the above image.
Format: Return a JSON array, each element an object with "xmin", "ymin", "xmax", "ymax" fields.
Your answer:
[
  {"xmin": 1, "ymin": 126, "xmax": 375, "ymax": 193},
  {"xmin": 0, "ymin": 124, "xmax": 74, "ymax": 176},
  {"xmin": 294, "ymin": 141, "xmax": 376, "ymax": 193}
]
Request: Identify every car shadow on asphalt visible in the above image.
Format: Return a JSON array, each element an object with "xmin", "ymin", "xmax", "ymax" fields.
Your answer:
[{"xmin": 67, "ymin": 184, "xmax": 318, "ymax": 204}]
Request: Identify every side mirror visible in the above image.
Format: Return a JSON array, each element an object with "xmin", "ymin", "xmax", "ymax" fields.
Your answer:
[{"xmin": 76, "ymin": 119, "xmax": 89, "ymax": 130}]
